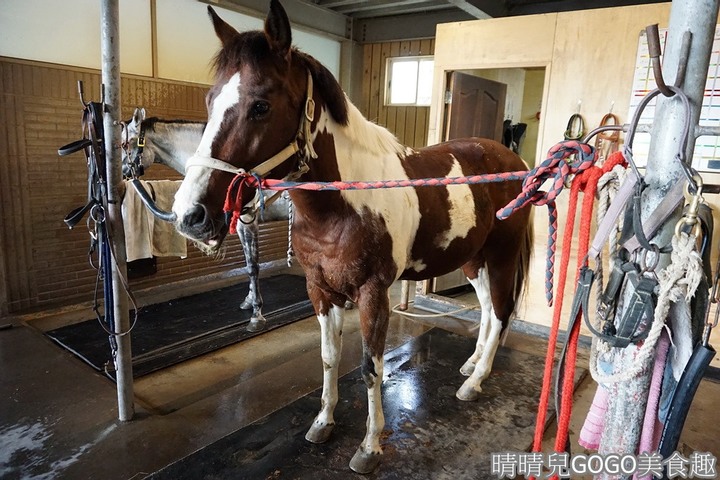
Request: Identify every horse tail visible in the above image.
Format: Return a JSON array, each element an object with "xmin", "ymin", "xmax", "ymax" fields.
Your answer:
[{"xmin": 512, "ymin": 207, "xmax": 534, "ymax": 315}]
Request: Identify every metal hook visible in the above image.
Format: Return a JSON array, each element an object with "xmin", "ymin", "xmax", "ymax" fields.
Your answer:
[
  {"xmin": 646, "ymin": 24, "xmax": 693, "ymax": 98},
  {"xmin": 77, "ymin": 80, "xmax": 88, "ymax": 107}
]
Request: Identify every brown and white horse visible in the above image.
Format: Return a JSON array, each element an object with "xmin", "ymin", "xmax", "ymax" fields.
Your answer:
[{"xmin": 172, "ymin": 0, "xmax": 532, "ymax": 473}]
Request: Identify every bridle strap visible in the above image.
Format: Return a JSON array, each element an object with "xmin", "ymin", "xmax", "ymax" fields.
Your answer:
[
  {"xmin": 185, "ymin": 142, "xmax": 300, "ymax": 176},
  {"xmin": 185, "ymin": 71, "xmax": 315, "ymax": 178}
]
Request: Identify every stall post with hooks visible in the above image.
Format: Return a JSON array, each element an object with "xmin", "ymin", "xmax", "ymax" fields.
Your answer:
[
  {"xmin": 101, "ymin": 0, "xmax": 134, "ymax": 422},
  {"xmin": 642, "ymin": 0, "xmax": 719, "ymax": 254}
]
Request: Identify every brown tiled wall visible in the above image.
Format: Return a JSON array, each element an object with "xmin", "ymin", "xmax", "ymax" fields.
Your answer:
[{"xmin": 0, "ymin": 58, "xmax": 286, "ymax": 314}]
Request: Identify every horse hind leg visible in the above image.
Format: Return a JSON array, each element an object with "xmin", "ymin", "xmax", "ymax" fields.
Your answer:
[
  {"xmin": 306, "ymin": 299, "xmax": 346, "ymax": 444},
  {"xmin": 459, "ymin": 265, "xmax": 492, "ymax": 377},
  {"xmin": 238, "ymin": 219, "xmax": 266, "ymax": 332},
  {"xmin": 456, "ymin": 266, "xmax": 504, "ymax": 402}
]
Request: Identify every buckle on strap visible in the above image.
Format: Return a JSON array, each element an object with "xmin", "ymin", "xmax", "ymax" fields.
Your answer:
[{"xmin": 584, "ymin": 261, "xmax": 658, "ymax": 348}]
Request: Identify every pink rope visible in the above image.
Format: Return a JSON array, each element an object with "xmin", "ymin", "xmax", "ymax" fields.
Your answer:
[
  {"xmin": 634, "ymin": 331, "xmax": 670, "ymax": 479},
  {"xmin": 578, "ymin": 386, "xmax": 609, "ymax": 450}
]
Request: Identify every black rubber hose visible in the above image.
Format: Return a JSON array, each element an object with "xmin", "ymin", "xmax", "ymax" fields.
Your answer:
[{"xmin": 130, "ymin": 179, "xmax": 177, "ymax": 223}]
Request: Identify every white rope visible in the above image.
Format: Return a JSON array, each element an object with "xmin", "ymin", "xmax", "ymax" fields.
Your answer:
[{"xmin": 589, "ymin": 232, "xmax": 703, "ymax": 383}]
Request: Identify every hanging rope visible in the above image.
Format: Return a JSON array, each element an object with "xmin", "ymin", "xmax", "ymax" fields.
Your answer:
[
  {"xmin": 498, "ymin": 140, "xmax": 597, "ymax": 305},
  {"xmin": 530, "ymin": 151, "xmax": 626, "ymax": 464}
]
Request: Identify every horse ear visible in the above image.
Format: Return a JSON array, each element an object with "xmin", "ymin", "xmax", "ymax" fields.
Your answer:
[
  {"xmin": 207, "ymin": 6, "xmax": 240, "ymax": 47},
  {"xmin": 264, "ymin": 0, "xmax": 292, "ymax": 60},
  {"xmin": 132, "ymin": 107, "xmax": 145, "ymax": 125}
]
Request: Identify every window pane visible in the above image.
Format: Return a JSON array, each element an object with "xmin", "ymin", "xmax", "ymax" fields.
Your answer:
[
  {"xmin": 390, "ymin": 60, "xmax": 418, "ymax": 104},
  {"xmin": 416, "ymin": 59, "xmax": 434, "ymax": 106}
]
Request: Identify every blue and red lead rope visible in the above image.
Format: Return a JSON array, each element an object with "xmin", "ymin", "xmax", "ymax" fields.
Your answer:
[
  {"xmin": 223, "ymin": 140, "xmax": 597, "ymax": 305},
  {"xmin": 498, "ymin": 140, "xmax": 597, "ymax": 305}
]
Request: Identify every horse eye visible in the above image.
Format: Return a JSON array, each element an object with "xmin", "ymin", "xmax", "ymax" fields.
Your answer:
[{"xmin": 251, "ymin": 101, "xmax": 270, "ymax": 119}]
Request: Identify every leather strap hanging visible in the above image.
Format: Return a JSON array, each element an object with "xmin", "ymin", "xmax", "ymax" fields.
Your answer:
[
  {"xmin": 595, "ymin": 113, "xmax": 620, "ymax": 162},
  {"xmin": 564, "ymin": 113, "xmax": 585, "ymax": 141}
]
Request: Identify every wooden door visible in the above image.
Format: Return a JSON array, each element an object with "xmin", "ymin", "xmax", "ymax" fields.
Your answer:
[{"xmin": 444, "ymin": 71, "xmax": 507, "ymax": 142}]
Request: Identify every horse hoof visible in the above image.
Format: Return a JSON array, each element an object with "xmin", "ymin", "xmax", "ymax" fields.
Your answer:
[
  {"xmin": 344, "ymin": 300, "xmax": 355, "ymax": 310},
  {"xmin": 349, "ymin": 447, "xmax": 382, "ymax": 474},
  {"xmin": 459, "ymin": 361, "xmax": 476, "ymax": 377},
  {"xmin": 246, "ymin": 317, "xmax": 267, "ymax": 332},
  {"xmin": 305, "ymin": 421, "xmax": 334, "ymax": 444},
  {"xmin": 239, "ymin": 299, "xmax": 253, "ymax": 310},
  {"xmin": 456, "ymin": 383, "xmax": 481, "ymax": 402}
]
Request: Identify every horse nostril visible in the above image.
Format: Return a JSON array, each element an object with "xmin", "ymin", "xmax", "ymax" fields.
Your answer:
[{"xmin": 183, "ymin": 204, "xmax": 208, "ymax": 228}]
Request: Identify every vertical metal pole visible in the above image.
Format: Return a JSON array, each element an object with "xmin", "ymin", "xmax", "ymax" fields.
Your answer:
[
  {"xmin": 642, "ymin": 0, "xmax": 719, "ymax": 251},
  {"xmin": 101, "ymin": 0, "xmax": 134, "ymax": 421}
]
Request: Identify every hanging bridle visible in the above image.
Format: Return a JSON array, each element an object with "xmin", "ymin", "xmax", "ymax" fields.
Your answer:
[
  {"xmin": 184, "ymin": 71, "xmax": 317, "ymax": 181},
  {"xmin": 121, "ymin": 119, "xmax": 148, "ymax": 179}
]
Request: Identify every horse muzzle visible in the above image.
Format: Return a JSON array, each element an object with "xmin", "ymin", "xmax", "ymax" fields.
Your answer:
[{"xmin": 175, "ymin": 203, "xmax": 228, "ymax": 252}]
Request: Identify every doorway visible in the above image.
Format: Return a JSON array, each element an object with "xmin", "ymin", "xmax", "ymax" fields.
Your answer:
[
  {"xmin": 444, "ymin": 67, "xmax": 545, "ymax": 166},
  {"xmin": 432, "ymin": 67, "xmax": 546, "ymax": 294}
]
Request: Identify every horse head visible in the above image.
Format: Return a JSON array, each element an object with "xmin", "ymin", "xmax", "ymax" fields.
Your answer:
[
  {"xmin": 121, "ymin": 107, "xmax": 155, "ymax": 177},
  {"xmin": 172, "ymin": 0, "xmax": 346, "ymax": 252}
]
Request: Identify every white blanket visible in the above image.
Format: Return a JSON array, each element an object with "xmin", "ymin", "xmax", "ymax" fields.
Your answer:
[{"xmin": 122, "ymin": 180, "xmax": 187, "ymax": 262}]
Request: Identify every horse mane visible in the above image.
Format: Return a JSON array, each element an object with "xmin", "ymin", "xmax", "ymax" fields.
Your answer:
[
  {"xmin": 297, "ymin": 50, "xmax": 405, "ymax": 158},
  {"xmin": 142, "ymin": 117, "xmax": 206, "ymax": 131}
]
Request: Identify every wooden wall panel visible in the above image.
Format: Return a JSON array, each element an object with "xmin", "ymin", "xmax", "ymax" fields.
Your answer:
[
  {"xmin": 359, "ymin": 39, "xmax": 435, "ymax": 149},
  {"xmin": 0, "ymin": 57, "xmax": 286, "ymax": 314}
]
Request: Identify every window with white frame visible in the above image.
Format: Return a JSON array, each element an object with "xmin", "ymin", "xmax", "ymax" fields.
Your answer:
[{"xmin": 385, "ymin": 56, "xmax": 434, "ymax": 106}]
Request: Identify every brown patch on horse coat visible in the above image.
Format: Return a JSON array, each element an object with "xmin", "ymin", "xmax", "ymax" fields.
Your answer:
[{"xmin": 400, "ymin": 139, "xmax": 526, "ymax": 281}]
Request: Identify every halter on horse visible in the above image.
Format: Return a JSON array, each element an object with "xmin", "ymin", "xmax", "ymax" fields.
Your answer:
[
  {"xmin": 121, "ymin": 110, "xmax": 291, "ymax": 332},
  {"xmin": 171, "ymin": 0, "xmax": 533, "ymax": 473}
]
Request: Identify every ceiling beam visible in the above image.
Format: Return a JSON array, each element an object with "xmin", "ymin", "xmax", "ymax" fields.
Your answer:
[
  {"xmin": 202, "ymin": 0, "xmax": 352, "ymax": 39},
  {"xmin": 349, "ymin": 3, "xmax": 457, "ymax": 19},
  {"xmin": 445, "ymin": 0, "xmax": 491, "ymax": 19},
  {"xmin": 314, "ymin": 0, "xmax": 366, "ymax": 7},
  {"xmin": 505, "ymin": 0, "xmax": 669, "ymax": 15},
  {"xmin": 353, "ymin": 9, "xmax": 474, "ymax": 42},
  {"xmin": 335, "ymin": 0, "xmax": 447, "ymax": 15}
]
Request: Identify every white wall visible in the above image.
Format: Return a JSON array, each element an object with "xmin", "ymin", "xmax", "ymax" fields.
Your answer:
[
  {"xmin": 0, "ymin": 0, "xmax": 341, "ymax": 84},
  {"xmin": 0, "ymin": 0, "xmax": 153, "ymax": 75}
]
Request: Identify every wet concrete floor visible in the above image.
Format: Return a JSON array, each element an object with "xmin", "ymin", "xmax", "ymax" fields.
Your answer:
[{"xmin": 1, "ymin": 279, "xmax": 718, "ymax": 479}]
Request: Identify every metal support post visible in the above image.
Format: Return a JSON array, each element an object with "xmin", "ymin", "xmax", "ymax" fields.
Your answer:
[
  {"xmin": 101, "ymin": 0, "xmax": 134, "ymax": 421},
  {"xmin": 642, "ymin": 0, "xmax": 719, "ymax": 258}
]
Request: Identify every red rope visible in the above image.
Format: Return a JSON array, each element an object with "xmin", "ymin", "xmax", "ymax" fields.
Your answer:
[{"xmin": 530, "ymin": 151, "xmax": 627, "ymax": 476}]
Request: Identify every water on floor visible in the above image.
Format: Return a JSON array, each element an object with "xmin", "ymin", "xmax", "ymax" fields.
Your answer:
[{"xmin": 1, "ymin": 278, "xmax": 718, "ymax": 479}]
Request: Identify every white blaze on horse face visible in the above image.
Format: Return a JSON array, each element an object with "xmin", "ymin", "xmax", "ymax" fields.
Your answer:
[
  {"xmin": 436, "ymin": 157, "xmax": 476, "ymax": 249},
  {"xmin": 173, "ymin": 73, "xmax": 242, "ymax": 220}
]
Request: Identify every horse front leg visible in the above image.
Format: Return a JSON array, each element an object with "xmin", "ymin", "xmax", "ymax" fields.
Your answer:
[
  {"xmin": 238, "ymin": 218, "xmax": 266, "ymax": 332},
  {"xmin": 349, "ymin": 287, "xmax": 389, "ymax": 474},
  {"xmin": 306, "ymin": 301, "xmax": 345, "ymax": 444}
]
